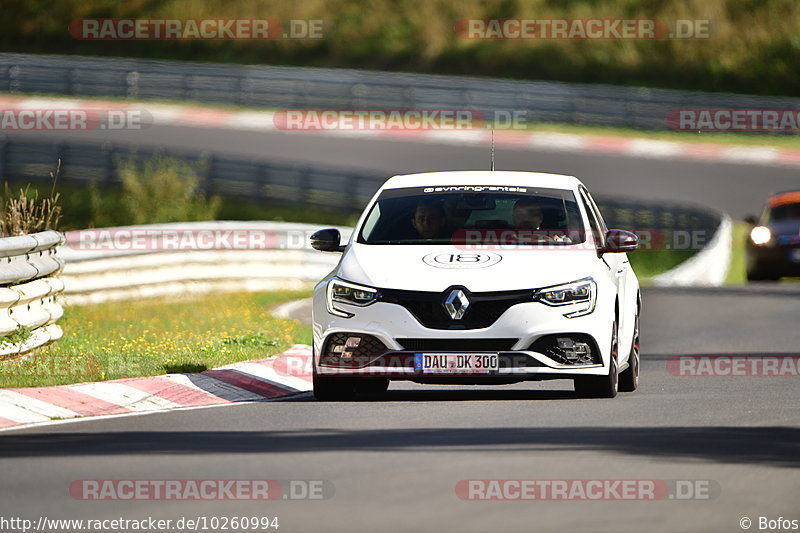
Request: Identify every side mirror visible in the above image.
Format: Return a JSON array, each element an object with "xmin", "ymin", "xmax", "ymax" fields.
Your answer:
[
  {"xmin": 744, "ymin": 215, "xmax": 758, "ymax": 225},
  {"xmin": 310, "ymin": 228, "xmax": 346, "ymax": 252},
  {"xmin": 599, "ymin": 229, "xmax": 638, "ymax": 253}
]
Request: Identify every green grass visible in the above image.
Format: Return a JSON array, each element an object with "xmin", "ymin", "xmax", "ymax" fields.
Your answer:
[
  {"xmin": 1, "ymin": 326, "xmax": 34, "ymax": 347},
  {"xmin": 628, "ymin": 249, "xmax": 696, "ymax": 282},
  {"xmin": 726, "ymin": 221, "xmax": 749, "ymax": 284},
  {"xmin": 0, "ymin": 290, "xmax": 312, "ymax": 389},
  {"xmin": 632, "ymin": 222, "xmax": 753, "ymax": 284},
  {"xmin": 217, "ymin": 201, "xmax": 359, "ymax": 227}
]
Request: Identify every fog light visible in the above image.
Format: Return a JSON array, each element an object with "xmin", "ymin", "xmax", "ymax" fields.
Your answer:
[
  {"xmin": 555, "ymin": 338, "xmax": 592, "ymax": 363},
  {"xmin": 574, "ymin": 343, "xmax": 589, "ymax": 356},
  {"xmin": 574, "ymin": 342, "xmax": 592, "ymax": 364},
  {"xmin": 557, "ymin": 337, "xmax": 574, "ymax": 349},
  {"xmin": 331, "ymin": 336, "xmax": 361, "ymax": 358},
  {"xmin": 345, "ymin": 337, "xmax": 361, "ymax": 349}
]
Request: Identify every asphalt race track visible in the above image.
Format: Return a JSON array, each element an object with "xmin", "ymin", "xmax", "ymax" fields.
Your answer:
[
  {"xmin": 11, "ymin": 124, "xmax": 800, "ymax": 219},
  {"xmin": 0, "ymin": 286, "xmax": 798, "ymax": 533},
  {"xmin": 2, "ymin": 121, "xmax": 799, "ymax": 532}
]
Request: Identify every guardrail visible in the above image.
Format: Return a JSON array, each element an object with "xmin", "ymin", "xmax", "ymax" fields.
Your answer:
[
  {"xmin": 2, "ymin": 53, "xmax": 799, "ymax": 130},
  {"xmin": 0, "ymin": 136, "xmax": 383, "ymax": 213},
  {"xmin": 0, "ymin": 231, "xmax": 65, "ymax": 356},
  {"xmin": 59, "ymin": 222, "xmax": 349, "ymax": 304}
]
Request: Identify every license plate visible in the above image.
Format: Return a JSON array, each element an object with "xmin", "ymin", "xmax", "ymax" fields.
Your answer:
[
  {"xmin": 414, "ymin": 353, "xmax": 499, "ymax": 374},
  {"xmin": 790, "ymin": 249, "xmax": 800, "ymax": 263}
]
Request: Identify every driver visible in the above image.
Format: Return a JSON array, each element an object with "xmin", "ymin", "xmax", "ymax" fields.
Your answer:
[{"xmin": 411, "ymin": 201, "xmax": 448, "ymax": 239}]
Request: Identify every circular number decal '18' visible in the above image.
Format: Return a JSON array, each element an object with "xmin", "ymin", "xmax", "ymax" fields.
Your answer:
[{"xmin": 422, "ymin": 252, "xmax": 502, "ymax": 269}]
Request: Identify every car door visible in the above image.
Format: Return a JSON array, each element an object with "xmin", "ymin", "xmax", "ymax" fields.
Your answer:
[{"xmin": 581, "ymin": 187, "xmax": 633, "ymax": 352}]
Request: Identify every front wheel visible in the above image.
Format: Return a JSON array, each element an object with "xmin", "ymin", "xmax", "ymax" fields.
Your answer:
[
  {"xmin": 313, "ymin": 373, "xmax": 356, "ymax": 401},
  {"xmin": 746, "ymin": 267, "xmax": 780, "ymax": 281},
  {"xmin": 574, "ymin": 322, "xmax": 619, "ymax": 398},
  {"xmin": 619, "ymin": 314, "xmax": 640, "ymax": 392},
  {"xmin": 746, "ymin": 257, "xmax": 780, "ymax": 281},
  {"xmin": 357, "ymin": 378, "xmax": 390, "ymax": 395}
]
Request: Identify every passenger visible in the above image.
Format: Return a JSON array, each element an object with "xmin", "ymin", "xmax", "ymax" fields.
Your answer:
[
  {"xmin": 511, "ymin": 198, "xmax": 570, "ymax": 243},
  {"xmin": 512, "ymin": 198, "xmax": 544, "ymax": 230}
]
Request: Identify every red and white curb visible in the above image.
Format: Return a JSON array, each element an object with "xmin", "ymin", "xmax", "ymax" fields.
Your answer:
[
  {"xmin": 0, "ymin": 344, "xmax": 313, "ymax": 432},
  {"xmin": 2, "ymin": 94, "xmax": 800, "ymax": 168}
]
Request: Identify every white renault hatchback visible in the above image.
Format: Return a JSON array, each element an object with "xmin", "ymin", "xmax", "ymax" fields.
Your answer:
[{"xmin": 310, "ymin": 171, "xmax": 641, "ymax": 400}]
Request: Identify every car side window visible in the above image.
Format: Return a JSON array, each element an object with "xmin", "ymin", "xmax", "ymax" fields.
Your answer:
[
  {"xmin": 584, "ymin": 190, "xmax": 608, "ymax": 233},
  {"xmin": 579, "ymin": 190, "xmax": 604, "ymax": 247}
]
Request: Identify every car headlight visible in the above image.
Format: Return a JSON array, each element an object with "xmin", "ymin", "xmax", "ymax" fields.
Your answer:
[
  {"xmin": 535, "ymin": 277, "xmax": 597, "ymax": 318},
  {"xmin": 326, "ymin": 278, "xmax": 378, "ymax": 318},
  {"xmin": 750, "ymin": 225, "xmax": 772, "ymax": 246}
]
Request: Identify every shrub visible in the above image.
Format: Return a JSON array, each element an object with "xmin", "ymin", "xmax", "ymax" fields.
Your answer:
[
  {"xmin": 89, "ymin": 156, "xmax": 221, "ymax": 226},
  {"xmin": 0, "ymin": 162, "xmax": 62, "ymax": 237}
]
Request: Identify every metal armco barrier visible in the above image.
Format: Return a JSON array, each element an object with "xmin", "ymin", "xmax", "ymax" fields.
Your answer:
[
  {"xmin": 59, "ymin": 222, "xmax": 350, "ymax": 304},
  {"xmin": 0, "ymin": 230, "xmax": 65, "ymax": 356},
  {"xmin": 2, "ymin": 53, "xmax": 799, "ymax": 130},
  {"xmin": 0, "ymin": 136, "xmax": 382, "ymax": 213}
]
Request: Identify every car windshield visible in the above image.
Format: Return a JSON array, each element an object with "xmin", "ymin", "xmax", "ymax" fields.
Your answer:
[
  {"xmin": 767, "ymin": 202, "xmax": 800, "ymax": 222},
  {"xmin": 357, "ymin": 185, "xmax": 586, "ymax": 245}
]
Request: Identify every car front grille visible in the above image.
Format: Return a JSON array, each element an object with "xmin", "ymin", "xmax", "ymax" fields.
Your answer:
[
  {"xmin": 379, "ymin": 287, "xmax": 532, "ymax": 330},
  {"xmin": 777, "ymin": 234, "xmax": 800, "ymax": 246},
  {"xmin": 395, "ymin": 338, "xmax": 518, "ymax": 351}
]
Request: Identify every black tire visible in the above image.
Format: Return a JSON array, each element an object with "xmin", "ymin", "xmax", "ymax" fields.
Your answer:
[
  {"xmin": 313, "ymin": 373, "xmax": 356, "ymax": 401},
  {"xmin": 619, "ymin": 314, "xmax": 640, "ymax": 393},
  {"xmin": 574, "ymin": 322, "xmax": 619, "ymax": 398},
  {"xmin": 356, "ymin": 378, "xmax": 390, "ymax": 395},
  {"xmin": 746, "ymin": 268, "xmax": 780, "ymax": 281},
  {"xmin": 746, "ymin": 257, "xmax": 780, "ymax": 281}
]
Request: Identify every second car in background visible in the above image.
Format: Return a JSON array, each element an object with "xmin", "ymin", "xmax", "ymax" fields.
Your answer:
[{"xmin": 746, "ymin": 190, "xmax": 800, "ymax": 281}]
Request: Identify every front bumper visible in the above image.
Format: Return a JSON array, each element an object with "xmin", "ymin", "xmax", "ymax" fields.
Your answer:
[
  {"xmin": 312, "ymin": 287, "xmax": 614, "ymax": 380},
  {"xmin": 747, "ymin": 241, "xmax": 800, "ymax": 276}
]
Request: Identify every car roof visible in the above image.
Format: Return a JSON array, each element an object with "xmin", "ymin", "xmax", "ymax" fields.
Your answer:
[
  {"xmin": 380, "ymin": 171, "xmax": 583, "ymax": 191},
  {"xmin": 768, "ymin": 190, "xmax": 800, "ymax": 208}
]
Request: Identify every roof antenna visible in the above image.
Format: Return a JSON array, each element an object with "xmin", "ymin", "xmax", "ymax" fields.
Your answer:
[{"xmin": 490, "ymin": 129, "xmax": 495, "ymax": 171}]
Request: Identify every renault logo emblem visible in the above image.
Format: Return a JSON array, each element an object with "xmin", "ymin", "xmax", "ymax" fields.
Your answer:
[{"xmin": 443, "ymin": 289, "xmax": 470, "ymax": 320}]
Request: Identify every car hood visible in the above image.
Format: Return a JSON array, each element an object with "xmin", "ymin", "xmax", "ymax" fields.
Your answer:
[{"xmin": 337, "ymin": 244, "xmax": 605, "ymax": 292}]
